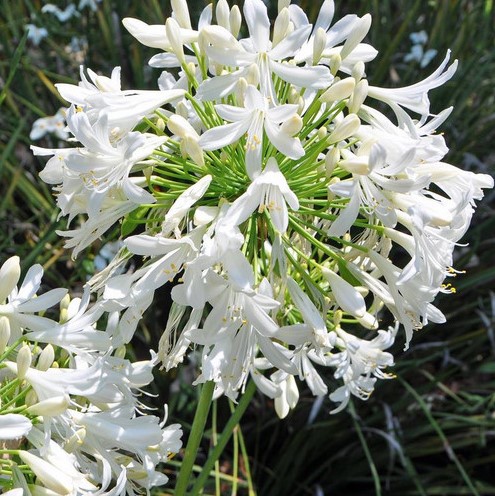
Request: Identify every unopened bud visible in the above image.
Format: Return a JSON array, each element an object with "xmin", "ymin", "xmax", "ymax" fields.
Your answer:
[
  {"xmin": 352, "ymin": 61, "xmax": 366, "ymax": 81},
  {"xmin": 288, "ymin": 87, "xmax": 300, "ymax": 104},
  {"xmin": 115, "ymin": 345, "xmax": 127, "ymax": 359},
  {"xmin": 183, "ymin": 135, "xmax": 205, "ymax": 167},
  {"xmin": 156, "ymin": 118, "xmax": 166, "ymax": 132},
  {"xmin": 325, "ymin": 148, "xmax": 340, "ymax": 177},
  {"xmin": 216, "ymin": 0, "xmax": 230, "ymax": 30},
  {"xmin": 25, "ymin": 389, "xmax": 38, "ymax": 407},
  {"xmin": 59, "ymin": 293, "xmax": 70, "ymax": 324},
  {"xmin": 0, "ymin": 256, "xmax": 21, "ymax": 303},
  {"xmin": 348, "ymin": 79, "xmax": 369, "ymax": 113},
  {"xmin": 246, "ymin": 64, "xmax": 260, "ymax": 86},
  {"xmin": 17, "ymin": 344, "xmax": 32, "ymax": 380},
  {"xmin": 329, "ymin": 54, "xmax": 341, "ymax": 76},
  {"xmin": 167, "ymin": 114, "xmax": 197, "ymax": 139},
  {"xmin": 26, "ymin": 394, "xmax": 70, "ymax": 417},
  {"xmin": 280, "ymin": 115, "xmax": 303, "ymax": 136},
  {"xmin": 0, "ymin": 316, "xmax": 11, "ymax": 354},
  {"xmin": 340, "ymin": 14, "xmax": 372, "ymax": 60},
  {"xmin": 320, "ymin": 77, "xmax": 355, "ymax": 103},
  {"xmin": 313, "ymin": 27, "xmax": 327, "ymax": 64},
  {"xmin": 229, "ymin": 6, "xmax": 242, "ymax": 37},
  {"xmin": 166, "ymin": 18, "xmax": 185, "ymax": 65},
  {"xmin": 235, "ymin": 77, "xmax": 248, "ymax": 105},
  {"xmin": 327, "ymin": 177, "xmax": 340, "ymax": 199},
  {"xmin": 317, "ymin": 126, "xmax": 328, "ymax": 140},
  {"xmin": 322, "ymin": 267, "xmax": 366, "ymax": 318},
  {"xmin": 273, "ymin": 8, "xmax": 290, "ymax": 47},
  {"xmin": 171, "ymin": 0, "xmax": 192, "ymax": 29},
  {"xmin": 37, "ymin": 344, "xmax": 55, "ymax": 371},
  {"xmin": 327, "ymin": 114, "xmax": 361, "ymax": 143},
  {"xmin": 19, "ymin": 451, "xmax": 74, "ymax": 494}
]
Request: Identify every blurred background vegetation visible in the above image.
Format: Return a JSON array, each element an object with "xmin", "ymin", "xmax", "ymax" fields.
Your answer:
[{"xmin": 0, "ymin": 0, "xmax": 494, "ymax": 494}]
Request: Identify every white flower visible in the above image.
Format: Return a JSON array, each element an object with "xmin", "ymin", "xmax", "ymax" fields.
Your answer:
[
  {"xmin": 64, "ymin": 105, "xmax": 166, "ymax": 203},
  {"xmin": 197, "ymin": 0, "xmax": 332, "ymax": 101},
  {"xmin": 199, "ymin": 86, "xmax": 304, "ymax": 179},
  {"xmin": 30, "ymin": 108, "xmax": 68, "ymax": 141},
  {"xmin": 25, "ymin": 24, "xmax": 48, "ymax": 45},
  {"xmin": 0, "ymin": 256, "xmax": 66, "ymax": 341},
  {"xmin": 368, "ymin": 51, "xmax": 458, "ymax": 117},
  {"xmin": 224, "ymin": 157, "xmax": 299, "ymax": 232}
]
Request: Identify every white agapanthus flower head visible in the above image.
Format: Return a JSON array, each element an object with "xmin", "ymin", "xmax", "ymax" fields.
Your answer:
[{"xmin": 31, "ymin": 0, "xmax": 492, "ymax": 433}]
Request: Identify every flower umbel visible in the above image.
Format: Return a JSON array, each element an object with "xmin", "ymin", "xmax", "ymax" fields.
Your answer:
[{"xmin": 31, "ymin": 0, "xmax": 493, "ymax": 435}]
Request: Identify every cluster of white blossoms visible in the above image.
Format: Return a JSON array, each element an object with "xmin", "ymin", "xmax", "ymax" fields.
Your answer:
[
  {"xmin": 19, "ymin": 0, "xmax": 492, "ymax": 489},
  {"xmin": 0, "ymin": 255, "xmax": 182, "ymax": 493}
]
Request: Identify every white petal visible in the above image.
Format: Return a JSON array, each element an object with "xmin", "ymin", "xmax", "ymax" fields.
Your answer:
[
  {"xmin": 270, "ymin": 60, "xmax": 333, "ymax": 89},
  {"xmin": 17, "ymin": 288, "xmax": 67, "ymax": 313},
  {"xmin": 0, "ymin": 414, "xmax": 32, "ymax": 440},
  {"xmin": 199, "ymin": 119, "xmax": 249, "ymax": 151},
  {"xmin": 268, "ymin": 24, "xmax": 312, "ymax": 60},
  {"xmin": 243, "ymin": 0, "xmax": 270, "ymax": 52},
  {"xmin": 264, "ymin": 119, "xmax": 304, "ymax": 160},
  {"xmin": 215, "ymin": 104, "xmax": 251, "ymax": 122}
]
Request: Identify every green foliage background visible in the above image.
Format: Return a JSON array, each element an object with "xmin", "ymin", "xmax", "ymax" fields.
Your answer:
[{"xmin": 0, "ymin": 1, "xmax": 494, "ymax": 494}]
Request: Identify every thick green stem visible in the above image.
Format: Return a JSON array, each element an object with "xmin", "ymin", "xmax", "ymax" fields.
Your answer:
[
  {"xmin": 175, "ymin": 381, "xmax": 215, "ymax": 496},
  {"xmin": 190, "ymin": 380, "xmax": 257, "ymax": 496}
]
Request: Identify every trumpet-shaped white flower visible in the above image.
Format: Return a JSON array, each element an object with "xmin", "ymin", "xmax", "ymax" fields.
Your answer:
[
  {"xmin": 199, "ymin": 86, "xmax": 304, "ymax": 178},
  {"xmin": 224, "ymin": 157, "xmax": 299, "ymax": 232},
  {"xmin": 197, "ymin": 0, "xmax": 332, "ymax": 102}
]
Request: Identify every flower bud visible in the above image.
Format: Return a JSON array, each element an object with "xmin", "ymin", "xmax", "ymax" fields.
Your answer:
[
  {"xmin": 26, "ymin": 394, "xmax": 70, "ymax": 417},
  {"xmin": 340, "ymin": 14, "xmax": 372, "ymax": 60},
  {"xmin": 166, "ymin": 18, "xmax": 185, "ymax": 65},
  {"xmin": 280, "ymin": 115, "xmax": 303, "ymax": 136},
  {"xmin": 329, "ymin": 54, "xmax": 341, "ymax": 76},
  {"xmin": 25, "ymin": 389, "xmax": 38, "ymax": 408},
  {"xmin": 59, "ymin": 293, "xmax": 70, "ymax": 324},
  {"xmin": 37, "ymin": 344, "xmax": 55, "ymax": 371},
  {"xmin": 19, "ymin": 451, "xmax": 74, "ymax": 494},
  {"xmin": 17, "ymin": 343, "xmax": 32, "ymax": 380},
  {"xmin": 0, "ymin": 256, "xmax": 21, "ymax": 303},
  {"xmin": 278, "ymin": 0, "xmax": 290, "ymax": 12},
  {"xmin": 320, "ymin": 77, "xmax": 355, "ymax": 103},
  {"xmin": 246, "ymin": 64, "xmax": 260, "ymax": 86},
  {"xmin": 182, "ymin": 135, "xmax": 205, "ymax": 167},
  {"xmin": 327, "ymin": 114, "xmax": 361, "ymax": 143},
  {"xmin": 167, "ymin": 114, "xmax": 197, "ymax": 139},
  {"xmin": 348, "ymin": 79, "xmax": 369, "ymax": 114},
  {"xmin": 171, "ymin": 0, "xmax": 192, "ymax": 29},
  {"xmin": 0, "ymin": 316, "xmax": 11, "ymax": 354},
  {"xmin": 321, "ymin": 267, "xmax": 366, "ymax": 318},
  {"xmin": 352, "ymin": 61, "xmax": 366, "ymax": 81},
  {"xmin": 229, "ymin": 6, "xmax": 242, "ymax": 37},
  {"xmin": 115, "ymin": 344, "xmax": 127, "ymax": 359},
  {"xmin": 317, "ymin": 126, "xmax": 328, "ymax": 140},
  {"xmin": 273, "ymin": 8, "xmax": 290, "ymax": 47},
  {"xmin": 216, "ymin": 0, "xmax": 230, "ymax": 30},
  {"xmin": 325, "ymin": 148, "xmax": 340, "ymax": 177},
  {"xmin": 313, "ymin": 27, "xmax": 327, "ymax": 64},
  {"xmin": 156, "ymin": 117, "xmax": 166, "ymax": 133}
]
